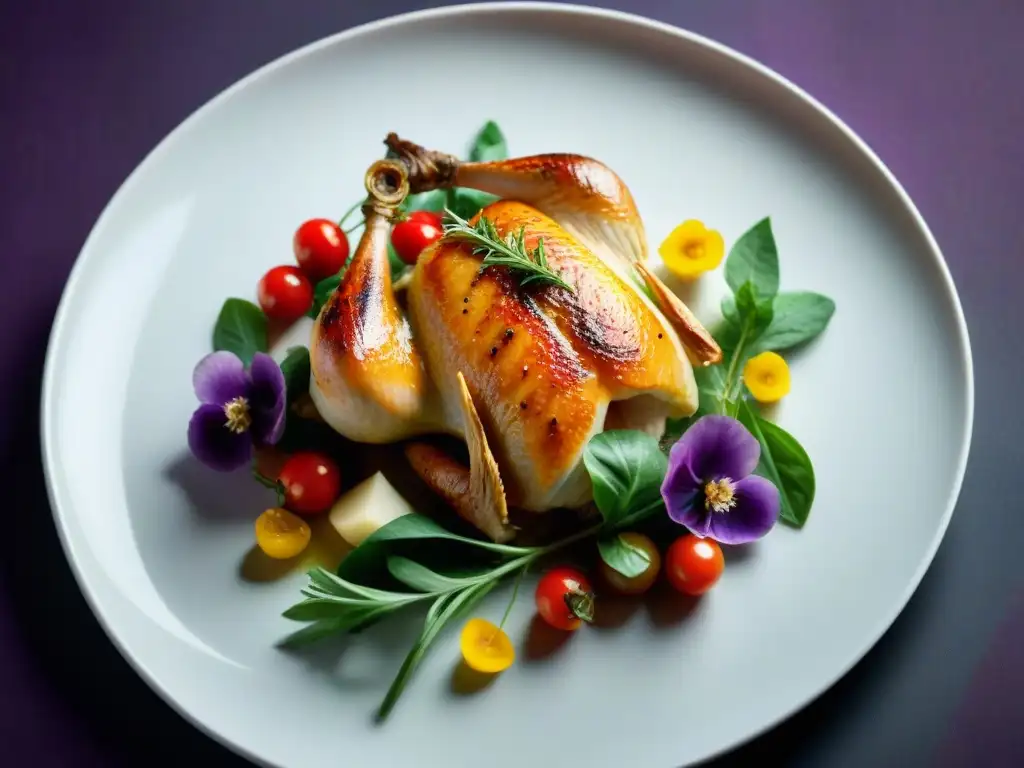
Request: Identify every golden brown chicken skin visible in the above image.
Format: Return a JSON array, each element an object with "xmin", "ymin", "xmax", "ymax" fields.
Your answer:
[{"xmin": 407, "ymin": 200, "xmax": 697, "ymax": 511}]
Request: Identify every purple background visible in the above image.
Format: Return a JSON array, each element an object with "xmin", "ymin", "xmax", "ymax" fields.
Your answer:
[{"xmin": 2, "ymin": 1, "xmax": 1022, "ymax": 766}]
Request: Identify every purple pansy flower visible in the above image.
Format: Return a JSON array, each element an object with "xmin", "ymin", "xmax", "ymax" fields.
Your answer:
[
  {"xmin": 661, "ymin": 414, "xmax": 780, "ymax": 545},
  {"xmin": 187, "ymin": 351, "xmax": 286, "ymax": 472}
]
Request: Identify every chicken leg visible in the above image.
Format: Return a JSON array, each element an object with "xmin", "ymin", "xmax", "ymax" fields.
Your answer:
[
  {"xmin": 309, "ymin": 159, "xmax": 512, "ymax": 541},
  {"xmin": 309, "ymin": 159, "xmax": 433, "ymax": 443}
]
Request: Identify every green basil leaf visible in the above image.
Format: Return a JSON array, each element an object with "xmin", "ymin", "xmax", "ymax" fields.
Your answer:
[
  {"xmin": 279, "ymin": 346, "xmax": 310, "ymax": 403},
  {"xmin": 737, "ymin": 400, "xmax": 815, "ymax": 527},
  {"xmin": 337, "ymin": 514, "xmax": 529, "ymax": 582},
  {"xmin": 725, "ymin": 218, "xmax": 779, "ymax": 299},
  {"xmin": 583, "ymin": 430, "xmax": 667, "ymax": 526},
  {"xmin": 717, "ymin": 284, "xmax": 773, "ymax": 390},
  {"xmin": 446, "ymin": 187, "xmax": 499, "ymax": 221},
  {"xmin": 721, "ymin": 295, "xmax": 739, "ymax": 326},
  {"xmin": 402, "ymin": 189, "xmax": 448, "ymax": 212},
  {"xmin": 752, "ymin": 291, "xmax": 836, "ymax": 353},
  {"xmin": 469, "ymin": 120, "xmax": 508, "ymax": 162},
  {"xmin": 597, "ymin": 534, "xmax": 652, "ymax": 578},
  {"xmin": 212, "ymin": 298, "xmax": 268, "ymax": 365},
  {"xmin": 734, "ymin": 281, "xmax": 773, "ymax": 333}
]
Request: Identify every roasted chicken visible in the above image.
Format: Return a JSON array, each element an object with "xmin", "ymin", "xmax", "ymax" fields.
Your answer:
[{"xmin": 309, "ymin": 135, "xmax": 721, "ymax": 542}]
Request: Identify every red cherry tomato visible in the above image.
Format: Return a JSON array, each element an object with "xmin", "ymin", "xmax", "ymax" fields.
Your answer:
[
  {"xmin": 277, "ymin": 451, "xmax": 342, "ymax": 515},
  {"xmin": 258, "ymin": 265, "xmax": 313, "ymax": 323},
  {"xmin": 391, "ymin": 214, "xmax": 443, "ymax": 265},
  {"xmin": 535, "ymin": 567, "xmax": 595, "ymax": 631},
  {"xmin": 664, "ymin": 534, "xmax": 724, "ymax": 596},
  {"xmin": 599, "ymin": 532, "xmax": 661, "ymax": 596},
  {"xmin": 293, "ymin": 218, "xmax": 350, "ymax": 281},
  {"xmin": 406, "ymin": 210, "xmax": 443, "ymax": 227}
]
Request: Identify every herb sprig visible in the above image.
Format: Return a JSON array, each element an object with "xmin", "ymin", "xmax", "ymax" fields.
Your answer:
[
  {"xmin": 442, "ymin": 208, "xmax": 574, "ymax": 293},
  {"xmin": 281, "ymin": 430, "xmax": 666, "ymax": 721}
]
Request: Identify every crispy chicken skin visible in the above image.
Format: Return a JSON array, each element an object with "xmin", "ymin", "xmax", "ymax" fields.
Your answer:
[{"xmin": 309, "ymin": 140, "xmax": 721, "ymax": 542}]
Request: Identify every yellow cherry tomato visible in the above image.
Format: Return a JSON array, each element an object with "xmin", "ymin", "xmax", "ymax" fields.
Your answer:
[
  {"xmin": 743, "ymin": 351, "xmax": 791, "ymax": 403},
  {"xmin": 459, "ymin": 618, "xmax": 515, "ymax": 674},
  {"xmin": 599, "ymin": 531, "xmax": 662, "ymax": 596},
  {"xmin": 255, "ymin": 507, "xmax": 311, "ymax": 559}
]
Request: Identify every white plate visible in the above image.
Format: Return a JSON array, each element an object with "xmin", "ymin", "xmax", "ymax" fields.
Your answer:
[{"xmin": 41, "ymin": 4, "xmax": 973, "ymax": 767}]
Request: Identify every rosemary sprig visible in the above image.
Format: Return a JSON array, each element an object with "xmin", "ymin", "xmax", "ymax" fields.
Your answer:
[
  {"xmin": 279, "ymin": 433, "xmax": 672, "ymax": 722},
  {"xmin": 442, "ymin": 208, "xmax": 574, "ymax": 293}
]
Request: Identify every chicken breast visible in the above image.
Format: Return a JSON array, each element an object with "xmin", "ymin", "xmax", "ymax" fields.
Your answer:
[{"xmin": 407, "ymin": 199, "xmax": 698, "ymax": 511}]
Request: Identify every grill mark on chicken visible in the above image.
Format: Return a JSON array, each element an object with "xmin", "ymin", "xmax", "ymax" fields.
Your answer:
[
  {"xmin": 479, "ymin": 203, "xmax": 643, "ymax": 365},
  {"xmin": 317, "ymin": 263, "xmax": 384, "ymax": 359}
]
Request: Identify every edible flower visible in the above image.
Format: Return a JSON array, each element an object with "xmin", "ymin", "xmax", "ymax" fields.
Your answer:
[
  {"xmin": 459, "ymin": 618, "xmax": 515, "ymax": 673},
  {"xmin": 661, "ymin": 415, "xmax": 780, "ymax": 544},
  {"xmin": 658, "ymin": 219, "xmax": 725, "ymax": 280},
  {"xmin": 187, "ymin": 351, "xmax": 286, "ymax": 472},
  {"xmin": 743, "ymin": 351, "xmax": 791, "ymax": 403}
]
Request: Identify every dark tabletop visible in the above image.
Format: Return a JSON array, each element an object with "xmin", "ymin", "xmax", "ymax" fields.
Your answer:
[{"xmin": 2, "ymin": 1, "xmax": 1022, "ymax": 766}]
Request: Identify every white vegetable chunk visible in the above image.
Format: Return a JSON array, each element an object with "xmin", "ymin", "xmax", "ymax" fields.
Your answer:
[{"xmin": 328, "ymin": 472, "xmax": 414, "ymax": 547}]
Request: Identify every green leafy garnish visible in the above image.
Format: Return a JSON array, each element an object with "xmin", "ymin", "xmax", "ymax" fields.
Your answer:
[
  {"xmin": 212, "ymin": 298, "xmax": 268, "ymax": 365},
  {"xmin": 445, "ymin": 187, "xmax": 499, "ymax": 221},
  {"xmin": 280, "ymin": 444, "xmax": 663, "ymax": 720},
  {"xmin": 666, "ymin": 217, "xmax": 830, "ymax": 529},
  {"xmin": 583, "ymin": 430, "xmax": 667, "ymax": 528},
  {"xmin": 307, "ymin": 273, "xmax": 341, "ymax": 319},
  {"xmin": 724, "ymin": 217, "xmax": 779, "ymax": 299},
  {"xmin": 377, "ymin": 580, "xmax": 497, "ymax": 721},
  {"xmin": 737, "ymin": 401, "xmax": 816, "ymax": 527},
  {"xmin": 751, "ymin": 291, "xmax": 835, "ymax": 354},
  {"xmin": 469, "ymin": 120, "xmax": 508, "ymax": 162},
  {"xmin": 279, "ymin": 346, "xmax": 310, "ymax": 403},
  {"xmin": 442, "ymin": 208, "xmax": 574, "ymax": 293},
  {"xmin": 402, "ymin": 189, "xmax": 448, "ymax": 213},
  {"xmin": 597, "ymin": 534, "xmax": 653, "ymax": 578}
]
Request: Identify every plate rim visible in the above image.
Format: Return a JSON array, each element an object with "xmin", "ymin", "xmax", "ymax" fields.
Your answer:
[{"xmin": 39, "ymin": 3, "xmax": 975, "ymax": 766}]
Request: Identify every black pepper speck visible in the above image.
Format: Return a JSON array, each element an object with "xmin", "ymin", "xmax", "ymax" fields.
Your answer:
[
  {"xmin": 520, "ymin": 401, "xmax": 528, "ymax": 410},
  {"xmin": 657, "ymin": 332, "xmax": 663, "ymax": 339},
  {"xmin": 490, "ymin": 346, "xmax": 498, "ymax": 357}
]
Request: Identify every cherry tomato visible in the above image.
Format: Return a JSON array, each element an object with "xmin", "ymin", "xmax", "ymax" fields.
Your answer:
[
  {"xmin": 278, "ymin": 451, "xmax": 342, "ymax": 515},
  {"xmin": 391, "ymin": 213, "xmax": 443, "ymax": 265},
  {"xmin": 258, "ymin": 265, "xmax": 313, "ymax": 323},
  {"xmin": 293, "ymin": 218, "xmax": 350, "ymax": 281},
  {"xmin": 599, "ymin": 532, "xmax": 661, "ymax": 596},
  {"xmin": 406, "ymin": 210, "xmax": 443, "ymax": 227},
  {"xmin": 254, "ymin": 507, "xmax": 311, "ymax": 559},
  {"xmin": 664, "ymin": 534, "xmax": 724, "ymax": 596},
  {"xmin": 535, "ymin": 567, "xmax": 595, "ymax": 631}
]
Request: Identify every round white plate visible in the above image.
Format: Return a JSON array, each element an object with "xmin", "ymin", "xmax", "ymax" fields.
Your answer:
[{"xmin": 41, "ymin": 4, "xmax": 973, "ymax": 767}]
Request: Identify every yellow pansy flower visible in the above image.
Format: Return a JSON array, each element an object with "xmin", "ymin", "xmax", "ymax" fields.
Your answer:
[
  {"xmin": 658, "ymin": 219, "xmax": 725, "ymax": 279},
  {"xmin": 743, "ymin": 351, "xmax": 791, "ymax": 403}
]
